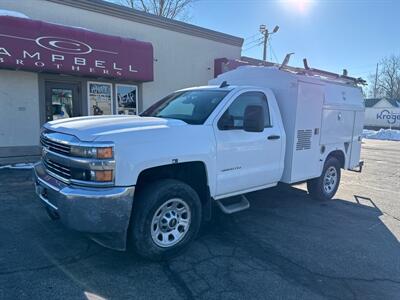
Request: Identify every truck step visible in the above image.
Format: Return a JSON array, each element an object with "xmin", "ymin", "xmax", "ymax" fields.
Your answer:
[{"xmin": 216, "ymin": 195, "xmax": 250, "ymax": 214}]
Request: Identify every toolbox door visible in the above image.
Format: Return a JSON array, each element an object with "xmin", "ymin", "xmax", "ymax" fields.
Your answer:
[
  {"xmin": 349, "ymin": 110, "xmax": 364, "ymax": 169},
  {"xmin": 290, "ymin": 81, "xmax": 324, "ymax": 182}
]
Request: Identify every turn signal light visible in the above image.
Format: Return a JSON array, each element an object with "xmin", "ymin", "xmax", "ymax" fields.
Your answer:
[
  {"xmin": 94, "ymin": 170, "xmax": 113, "ymax": 182},
  {"xmin": 97, "ymin": 147, "xmax": 113, "ymax": 159}
]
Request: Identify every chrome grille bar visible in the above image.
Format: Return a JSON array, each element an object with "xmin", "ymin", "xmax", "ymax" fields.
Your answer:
[
  {"xmin": 45, "ymin": 159, "xmax": 71, "ymax": 174},
  {"xmin": 41, "ymin": 134, "xmax": 71, "ymax": 155},
  {"xmin": 43, "ymin": 159, "xmax": 71, "ymax": 181}
]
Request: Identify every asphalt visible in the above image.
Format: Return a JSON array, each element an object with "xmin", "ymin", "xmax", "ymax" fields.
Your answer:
[{"xmin": 0, "ymin": 139, "xmax": 399, "ymax": 300}]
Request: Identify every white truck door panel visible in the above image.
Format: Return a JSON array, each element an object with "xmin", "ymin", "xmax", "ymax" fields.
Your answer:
[
  {"xmin": 290, "ymin": 81, "xmax": 324, "ymax": 182},
  {"xmin": 215, "ymin": 127, "xmax": 282, "ymax": 195},
  {"xmin": 214, "ymin": 90, "xmax": 283, "ymax": 196}
]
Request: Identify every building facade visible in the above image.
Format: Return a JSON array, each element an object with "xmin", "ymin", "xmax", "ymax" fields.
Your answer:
[
  {"xmin": 364, "ymin": 98, "xmax": 400, "ymax": 129},
  {"xmin": 0, "ymin": 0, "xmax": 243, "ymax": 163}
]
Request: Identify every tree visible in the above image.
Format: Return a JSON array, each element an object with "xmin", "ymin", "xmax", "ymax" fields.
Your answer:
[
  {"xmin": 118, "ymin": 0, "xmax": 195, "ymax": 20},
  {"xmin": 369, "ymin": 55, "xmax": 400, "ymax": 99}
]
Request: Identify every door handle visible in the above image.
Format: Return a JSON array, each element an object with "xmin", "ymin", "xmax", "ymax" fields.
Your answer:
[{"xmin": 268, "ymin": 135, "xmax": 280, "ymax": 140}]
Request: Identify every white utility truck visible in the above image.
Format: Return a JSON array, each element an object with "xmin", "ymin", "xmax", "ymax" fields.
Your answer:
[{"xmin": 34, "ymin": 65, "xmax": 365, "ymax": 260}]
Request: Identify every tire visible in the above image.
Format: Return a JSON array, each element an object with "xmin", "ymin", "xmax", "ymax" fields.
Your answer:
[
  {"xmin": 307, "ymin": 157, "xmax": 341, "ymax": 201},
  {"xmin": 129, "ymin": 179, "xmax": 202, "ymax": 261}
]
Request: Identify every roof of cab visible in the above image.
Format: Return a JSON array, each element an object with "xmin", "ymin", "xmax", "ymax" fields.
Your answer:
[{"xmin": 177, "ymin": 85, "xmax": 237, "ymax": 92}]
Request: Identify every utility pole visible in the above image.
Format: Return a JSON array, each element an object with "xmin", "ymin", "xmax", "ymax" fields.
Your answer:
[
  {"xmin": 259, "ymin": 25, "xmax": 279, "ymax": 61},
  {"xmin": 373, "ymin": 63, "xmax": 379, "ymax": 98}
]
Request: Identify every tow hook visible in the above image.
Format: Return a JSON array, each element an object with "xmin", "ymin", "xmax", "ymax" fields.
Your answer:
[{"xmin": 46, "ymin": 207, "xmax": 60, "ymax": 220}]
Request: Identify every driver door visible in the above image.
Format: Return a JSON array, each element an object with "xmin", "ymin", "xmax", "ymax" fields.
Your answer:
[{"xmin": 214, "ymin": 91, "xmax": 283, "ymax": 197}]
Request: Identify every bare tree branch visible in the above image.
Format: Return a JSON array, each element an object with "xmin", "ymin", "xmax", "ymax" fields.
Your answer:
[
  {"xmin": 117, "ymin": 0, "xmax": 195, "ymax": 20},
  {"xmin": 368, "ymin": 54, "xmax": 400, "ymax": 99}
]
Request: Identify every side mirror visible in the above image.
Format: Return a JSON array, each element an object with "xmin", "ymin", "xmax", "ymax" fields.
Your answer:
[{"xmin": 243, "ymin": 105, "xmax": 264, "ymax": 132}]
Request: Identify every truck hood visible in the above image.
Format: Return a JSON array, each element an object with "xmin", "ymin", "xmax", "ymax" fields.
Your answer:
[{"xmin": 44, "ymin": 115, "xmax": 187, "ymax": 141}]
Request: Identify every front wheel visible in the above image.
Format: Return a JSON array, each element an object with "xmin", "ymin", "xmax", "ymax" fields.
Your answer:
[
  {"xmin": 129, "ymin": 179, "xmax": 202, "ymax": 260},
  {"xmin": 307, "ymin": 157, "xmax": 341, "ymax": 201}
]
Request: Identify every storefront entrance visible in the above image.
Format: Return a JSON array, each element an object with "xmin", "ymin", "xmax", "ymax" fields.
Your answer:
[{"xmin": 45, "ymin": 82, "xmax": 81, "ymax": 122}]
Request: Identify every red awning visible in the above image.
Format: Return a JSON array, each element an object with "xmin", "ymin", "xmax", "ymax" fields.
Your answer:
[{"xmin": 0, "ymin": 16, "xmax": 154, "ymax": 81}]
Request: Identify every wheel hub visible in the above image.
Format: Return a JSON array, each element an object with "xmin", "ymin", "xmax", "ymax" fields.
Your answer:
[
  {"xmin": 169, "ymin": 218, "xmax": 177, "ymax": 228},
  {"xmin": 323, "ymin": 166, "xmax": 337, "ymax": 194},
  {"xmin": 151, "ymin": 198, "xmax": 191, "ymax": 248}
]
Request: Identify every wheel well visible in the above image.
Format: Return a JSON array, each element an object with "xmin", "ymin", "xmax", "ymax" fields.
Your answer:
[
  {"xmin": 327, "ymin": 150, "xmax": 345, "ymax": 168},
  {"xmin": 135, "ymin": 161, "xmax": 210, "ymax": 206}
]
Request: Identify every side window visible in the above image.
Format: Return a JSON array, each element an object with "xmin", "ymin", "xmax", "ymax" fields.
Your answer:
[{"xmin": 218, "ymin": 91, "xmax": 271, "ymax": 130}]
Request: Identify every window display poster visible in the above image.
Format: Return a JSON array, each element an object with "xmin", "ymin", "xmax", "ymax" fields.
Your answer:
[
  {"xmin": 51, "ymin": 88, "xmax": 73, "ymax": 120},
  {"xmin": 88, "ymin": 82, "xmax": 112, "ymax": 115},
  {"xmin": 116, "ymin": 84, "xmax": 138, "ymax": 115}
]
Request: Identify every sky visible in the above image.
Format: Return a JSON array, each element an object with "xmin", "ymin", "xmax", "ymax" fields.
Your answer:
[{"xmin": 188, "ymin": 0, "xmax": 399, "ymax": 84}]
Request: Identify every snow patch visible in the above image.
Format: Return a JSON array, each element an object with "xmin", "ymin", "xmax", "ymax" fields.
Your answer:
[
  {"xmin": 0, "ymin": 9, "xmax": 29, "ymax": 19},
  {"xmin": 363, "ymin": 129, "xmax": 400, "ymax": 141}
]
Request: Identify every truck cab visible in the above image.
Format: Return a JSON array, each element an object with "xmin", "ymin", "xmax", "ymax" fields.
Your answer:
[{"xmin": 34, "ymin": 66, "xmax": 364, "ymax": 260}]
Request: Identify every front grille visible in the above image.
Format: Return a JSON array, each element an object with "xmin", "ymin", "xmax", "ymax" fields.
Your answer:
[
  {"xmin": 41, "ymin": 131, "xmax": 73, "ymax": 182},
  {"xmin": 41, "ymin": 134, "xmax": 71, "ymax": 155},
  {"xmin": 40, "ymin": 130, "xmax": 114, "ymax": 186},
  {"xmin": 43, "ymin": 158, "xmax": 71, "ymax": 182}
]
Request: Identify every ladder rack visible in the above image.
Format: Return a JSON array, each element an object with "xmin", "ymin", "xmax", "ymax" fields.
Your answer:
[
  {"xmin": 239, "ymin": 56, "xmax": 367, "ymax": 86},
  {"xmin": 281, "ymin": 64, "xmax": 367, "ymax": 86}
]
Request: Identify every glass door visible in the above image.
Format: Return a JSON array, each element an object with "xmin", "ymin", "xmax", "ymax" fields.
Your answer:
[{"xmin": 45, "ymin": 82, "xmax": 81, "ymax": 122}]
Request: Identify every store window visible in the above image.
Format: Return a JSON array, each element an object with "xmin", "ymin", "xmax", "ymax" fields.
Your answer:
[
  {"xmin": 88, "ymin": 82, "xmax": 113, "ymax": 115},
  {"xmin": 45, "ymin": 81, "xmax": 81, "ymax": 122},
  {"xmin": 116, "ymin": 84, "xmax": 138, "ymax": 115},
  {"xmin": 51, "ymin": 88, "xmax": 73, "ymax": 120}
]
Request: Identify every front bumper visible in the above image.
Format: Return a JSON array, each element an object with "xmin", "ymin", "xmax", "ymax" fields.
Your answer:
[{"xmin": 33, "ymin": 162, "xmax": 135, "ymax": 250}]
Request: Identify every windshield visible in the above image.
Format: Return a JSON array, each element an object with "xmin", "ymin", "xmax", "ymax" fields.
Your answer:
[{"xmin": 141, "ymin": 90, "xmax": 229, "ymax": 125}]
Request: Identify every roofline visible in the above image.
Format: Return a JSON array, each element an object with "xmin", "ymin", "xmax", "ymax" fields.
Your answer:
[{"xmin": 45, "ymin": 0, "xmax": 244, "ymax": 47}]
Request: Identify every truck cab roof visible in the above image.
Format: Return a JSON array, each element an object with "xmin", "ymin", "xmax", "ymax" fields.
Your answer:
[{"xmin": 177, "ymin": 84, "xmax": 265, "ymax": 93}]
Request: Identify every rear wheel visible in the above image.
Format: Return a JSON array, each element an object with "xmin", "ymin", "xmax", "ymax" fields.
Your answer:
[
  {"xmin": 307, "ymin": 157, "xmax": 341, "ymax": 201},
  {"xmin": 129, "ymin": 179, "xmax": 202, "ymax": 261}
]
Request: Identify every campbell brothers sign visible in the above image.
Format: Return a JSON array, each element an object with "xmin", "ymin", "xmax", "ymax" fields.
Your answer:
[{"xmin": 0, "ymin": 16, "xmax": 153, "ymax": 81}]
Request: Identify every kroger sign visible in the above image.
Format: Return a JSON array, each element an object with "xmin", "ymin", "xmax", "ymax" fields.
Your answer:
[
  {"xmin": 0, "ymin": 16, "xmax": 154, "ymax": 81},
  {"xmin": 376, "ymin": 109, "xmax": 400, "ymax": 125}
]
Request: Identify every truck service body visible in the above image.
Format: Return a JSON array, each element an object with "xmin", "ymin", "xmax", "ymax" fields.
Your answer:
[{"xmin": 34, "ymin": 66, "xmax": 364, "ymax": 260}]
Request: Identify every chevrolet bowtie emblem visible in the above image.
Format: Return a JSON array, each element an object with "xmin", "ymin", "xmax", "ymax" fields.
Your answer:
[{"xmin": 42, "ymin": 146, "xmax": 49, "ymax": 157}]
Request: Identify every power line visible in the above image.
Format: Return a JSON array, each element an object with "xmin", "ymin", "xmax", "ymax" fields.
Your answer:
[
  {"xmin": 243, "ymin": 36, "xmax": 263, "ymax": 46},
  {"xmin": 244, "ymin": 33, "xmax": 259, "ymax": 40},
  {"xmin": 243, "ymin": 40, "xmax": 263, "ymax": 52},
  {"xmin": 268, "ymin": 36, "xmax": 279, "ymax": 63},
  {"xmin": 269, "ymin": 43, "xmax": 279, "ymax": 63}
]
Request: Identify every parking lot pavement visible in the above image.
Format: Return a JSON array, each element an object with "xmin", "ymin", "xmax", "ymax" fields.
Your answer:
[{"xmin": 0, "ymin": 139, "xmax": 399, "ymax": 300}]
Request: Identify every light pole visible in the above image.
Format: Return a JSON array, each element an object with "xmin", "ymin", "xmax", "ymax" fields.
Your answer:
[{"xmin": 259, "ymin": 25, "xmax": 279, "ymax": 61}]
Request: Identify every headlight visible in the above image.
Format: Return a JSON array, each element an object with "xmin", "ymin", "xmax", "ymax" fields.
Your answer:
[
  {"xmin": 91, "ymin": 170, "xmax": 113, "ymax": 182},
  {"xmin": 69, "ymin": 144, "xmax": 115, "ymax": 185},
  {"xmin": 71, "ymin": 169, "xmax": 114, "ymax": 183},
  {"xmin": 70, "ymin": 145, "xmax": 114, "ymax": 159},
  {"xmin": 97, "ymin": 147, "xmax": 113, "ymax": 159}
]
